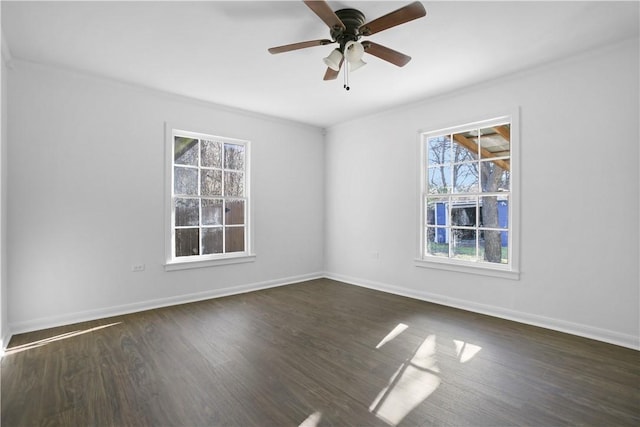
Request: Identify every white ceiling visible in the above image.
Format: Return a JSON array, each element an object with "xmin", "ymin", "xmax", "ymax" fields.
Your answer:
[{"xmin": 2, "ymin": 1, "xmax": 639, "ymax": 128}]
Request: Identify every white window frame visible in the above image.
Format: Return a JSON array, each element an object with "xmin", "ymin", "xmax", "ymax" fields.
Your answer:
[
  {"xmin": 164, "ymin": 123, "xmax": 255, "ymax": 271},
  {"xmin": 415, "ymin": 110, "xmax": 520, "ymax": 280}
]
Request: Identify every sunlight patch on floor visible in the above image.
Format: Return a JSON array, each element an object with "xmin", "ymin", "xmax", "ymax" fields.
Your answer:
[
  {"xmin": 298, "ymin": 411, "xmax": 322, "ymax": 427},
  {"xmin": 376, "ymin": 323, "xmax": 409, "ymax": 349},
  {"xmin": 3, "ymin": 322, "xmax": 122, "ymax": 356},
  {"xmin": 369, "ymin": 331, "xmax": 484, "ymax": 426},
  {"xmin": 370, "ymin": 334, "xmax": 441, "ymax": 426},
  {"xmin": 453, "ymin": 339, "xmax": 482, "ymax": 363}
]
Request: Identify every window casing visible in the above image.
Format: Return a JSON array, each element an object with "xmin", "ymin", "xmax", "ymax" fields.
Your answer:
[
  {"xmin": 165, "ymin": 127, "xmax": 253, "ymax": 269},
  {"xmin": 417, "ymin": 113, "xmax": 519, "ymax": 278}
]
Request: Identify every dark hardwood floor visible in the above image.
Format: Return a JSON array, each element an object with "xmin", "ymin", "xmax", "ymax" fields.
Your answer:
[{"xmin": 2, "ymin": 279, "xmax": 639, "ymax": 426}]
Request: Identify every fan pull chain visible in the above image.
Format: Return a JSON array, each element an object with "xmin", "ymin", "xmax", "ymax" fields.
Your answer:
[
  {"xmin": 343, "ymin": 61, "xmax": 347, "ymax": 90},
  {"xmin": 343, "ymin": 61, "xmax": 350, "ymax": 91}
]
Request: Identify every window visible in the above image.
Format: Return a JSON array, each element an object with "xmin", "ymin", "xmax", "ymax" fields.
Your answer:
[
  {"xmin": 165, "ymin": 127, "xmax": 253, "ymax": 269},
  {"xmin": 417, "ymin": 113, "xmax": 519, "ymax": 278}
]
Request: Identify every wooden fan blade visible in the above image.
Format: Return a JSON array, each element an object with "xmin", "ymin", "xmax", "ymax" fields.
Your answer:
[
  {"xmin": 359, "ymin": 1, "xmax": 426, "ymax": 36},
  {"xmin": 304, "ymin": 0, "xmax": 346, "ymax": 30},
  {"xmin": 323, "ymin": 59, "xmax": 343, "ymax": 80},
  {"xmin": 362, "ymin": 41, "xmax": 411, "ymax": 67},
  {"xmin": 268, "ymin": 39, "xmax": 333, "ymax": 54}
]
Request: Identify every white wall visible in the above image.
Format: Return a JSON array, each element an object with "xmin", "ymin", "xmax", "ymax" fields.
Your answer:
[
  {"xmin": 325, "ymin": 38, "xmax": 640, "ymax": 349},
  {"xmin": 6, "ymin": 37, "xmax": 639, "ymax": 350},
  {"xmin": 7, "ymin": 60, "xmax": 325, "ymax": 333},
  {"xmin": 0, "ymin": 36, "xmax": 8, "ymax": 347}
]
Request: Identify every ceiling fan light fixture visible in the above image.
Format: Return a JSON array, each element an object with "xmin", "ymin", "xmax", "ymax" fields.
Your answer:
[
  {"xmin": 344, "ymin": 41, "xmax": 365, "ymax": 62},
  {"xmin": 323, "ymin": 48, "xmax": 343, "ymax": 71},
  {"xmin": 268, "ymin": 1, "xmax": 427, "ymax": 85},
  {"xmin": 348, "ymin": 58, "xmax": 367, "ymax": 72}
]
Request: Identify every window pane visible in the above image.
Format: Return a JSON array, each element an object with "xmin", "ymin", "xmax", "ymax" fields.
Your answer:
[
  {"xmin": 175, "ymin": 198, "xmax": 199, "ymax": 226},
  {"xmin": 426, "ymin": 227, "xmax": 448, "ymax": 257},
  {"xmin": 174, "ymin": 137, "xmax": 198, "ymax": 166},
  {"xmin": 224, "ymin": 171, "xmax": 244, "ymax": 196},
  {"xmin": 201, "ymin": 140, "xmax": 222, "ymax": 168},
  {"xmin": 174, "ymin": 167, "xmax": 198, "ymax": 195},
  {"xmin": 480, "ymin": 161, "xmax": 510, "ymax": 192},
  {"xmin": 479, "ymin": 125, "xmax": 510, "ymax": 160},
  {"xmin": 427, "ymin": 135, "xmax": 451, "ymax": 165},
  {"xmin": 480, "ymin": 230, "xmax": 508, "ymax": 264},
  {"xmin": 480, "ymin": 195, "xmax": 508, "ymax": 229},
  {"xmin": 453, "ymin": 163, "xmax": 478, "ymax": 193},
  {"xmin": 202, "ymin": 199, "xmax": 223, "ymax": 225},
  {"xmin": 427, "ymin": 165, "xmax": 451, "ymax": 194},
  {"xmin": 202, "ymin": 228, "xmax": 223, "ymax": 254},
  {"xmin": 201, "ymin": 169, "xmax": 222, "ymax": 196},
  {"xmin": 226, "ymin": 199, "xmax": 245, "ymax": 225},
  {"xmin": 452, "ymin": 132, "xmax": 478, "ymax": 162},
  {"xmin": 226, "ymin": 227, "xmax": 245, "ymax": 253},
  {"xmin": 426, "ymin": 197, "xmax": 448, "ymax": 226},
  {"xmin": 176, "ymin": 228, "xmax": 199, "ymax": 257},
  {"xmin": 224, "ymin": 143, "xmax": 245, "ymax": 170},
  {"xmin": 171, "ymin": 131, "xmax": 250, "ymax": 263},
  {"xmin": 496, "ymin": 168, "xmax": 510, "ymax": 192},
  {"xmin": 452, "ymin": 229, "xmax": 476, "ymax": 261},
  {"xmin": 421, "ymin": 119, "xmax": 513, "ymax": 269},
  {"xmin": 451, "ymin": 197, "xmax": 477, "ymax": 227}
]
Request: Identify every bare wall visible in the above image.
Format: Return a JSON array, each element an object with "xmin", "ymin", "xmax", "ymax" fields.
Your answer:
[
  {"xmin": 1, "ymin": 36, "xmax": 8, "ymax": 347},
  {"xmin": 324, "ymin": 38, "xmax": 640, "ymax": 349},
  {"xmin": 5, "ymin": 37, "xmax": 639, "ymax": 350},
  {"xmin": 7, "ymin": 60, "xmax": 325, "ymax": 332}
]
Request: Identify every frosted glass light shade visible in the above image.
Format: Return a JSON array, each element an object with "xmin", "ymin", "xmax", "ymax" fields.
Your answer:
[
  {"xmin": 323, "ymin": 49, "xmax": 343, "ymax": 71},
  {"xmin": 345, "ymin": 41, "xmax": 365, "ymax": 62},
  {"xmin": 349, "ymin": 59, "xmax": 367, "ymax": 72}
]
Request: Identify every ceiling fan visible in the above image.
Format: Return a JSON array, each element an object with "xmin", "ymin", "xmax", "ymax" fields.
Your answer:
[{"xmin": 268, "ymin": 1, "xmax": 427, "ymax": 87}]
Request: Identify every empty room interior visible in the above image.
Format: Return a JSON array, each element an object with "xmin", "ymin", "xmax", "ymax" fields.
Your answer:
[{"xmin": 0, "ymin": 1, "xmax": 639, "ymax": 426}]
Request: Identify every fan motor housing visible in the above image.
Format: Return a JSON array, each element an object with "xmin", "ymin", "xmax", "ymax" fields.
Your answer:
[{"xmin": 331, "ymin": 8, "xmax": 366, "ymax": 48}]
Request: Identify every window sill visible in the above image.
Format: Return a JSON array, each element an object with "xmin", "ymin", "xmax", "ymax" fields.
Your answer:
[
  {"xmin": 414, "ymin": 258, "xmax": 520, "ymax": 280},
  {"xmin": 165, "ymin": 254, "xmax": 256, "ymax": 271}
]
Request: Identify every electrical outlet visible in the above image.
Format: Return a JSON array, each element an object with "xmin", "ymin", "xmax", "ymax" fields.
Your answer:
[{"xmin": 131, "ymin": 264, "xmax": 145, "ymax": 272}]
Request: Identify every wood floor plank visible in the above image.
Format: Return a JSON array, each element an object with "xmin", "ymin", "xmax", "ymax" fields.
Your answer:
[{"xmin": 2, "ymin": 279, "xmax": 639, "ymax": 426}]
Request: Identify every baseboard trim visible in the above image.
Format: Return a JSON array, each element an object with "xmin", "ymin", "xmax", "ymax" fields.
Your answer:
[
  {"xmin": 6, "ymin": 271, "xmax": 638, "ymax": 351},
  {"xmin": 1, "ymin": 331, "xmax": 11, "ymax": 353},
  {"xmin": 324, "ymin": 272, "xmax": 640, "ymax": 351},
  {"xmin": 8, "ymin": 272, "xmax": 324, "ymax": 337}
]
